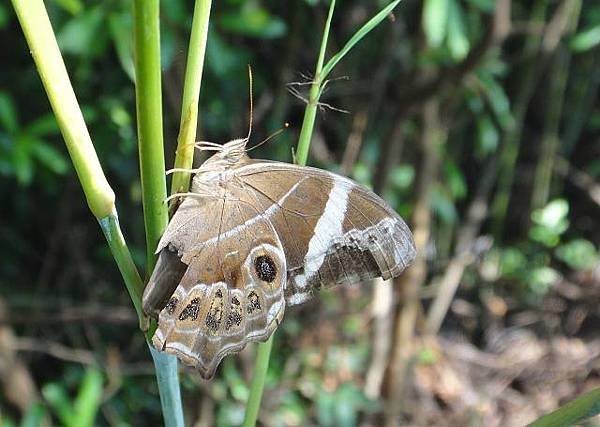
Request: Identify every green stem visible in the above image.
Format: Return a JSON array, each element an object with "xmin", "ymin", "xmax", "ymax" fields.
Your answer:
[
  {"xmin": 133, "ymin": 0, "xmax": 169, "ymax": 271},
  {"xmin": 295, "ymin": 0, "xmax": 336, "ymax": 166},
  {"xmin": 244, "ymin": 2, "xmax": 341, "ymax": 424},
  {"xmin": 170, "ymin": 0, "xmax": 213, "ymax": 198},
  {"xmin": 149, "ymin": 344, "xmax": 185, "ymax": 427},
  {"xmin": 242, "ymin": 336, "xmax": 274, "ymax": 427},
  {"xmin": 10, "ymin": 0, "xmax": 146, "ymax": 325},
  {"xmin": 98, "ymin": 213, "xmax": 145, "ymax": 326},
  {"xmin": 10, "ymin": 0, "xmax": 115, "ymax": 219},
  {"xmin": 133, "ymin": 2, "xmax": 184, "ymax": 425}
]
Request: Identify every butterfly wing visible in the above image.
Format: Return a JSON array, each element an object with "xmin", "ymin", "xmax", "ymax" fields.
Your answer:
[
  {"xmin": 143, "ymin": 184, "xmax": 286, "ymax": 379},
  {"xmin": 235, "ymin": 161, "xmax": 416, "ymax": 305}
]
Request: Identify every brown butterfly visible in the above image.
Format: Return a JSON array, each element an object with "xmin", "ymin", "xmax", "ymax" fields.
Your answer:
[{"xmin": 141, "ymin": 132, "xmax": 416, "ymax": 378}]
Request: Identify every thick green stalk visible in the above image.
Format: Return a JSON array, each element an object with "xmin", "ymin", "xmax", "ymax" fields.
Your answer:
[
  {"xmin": 10, "ymin": 0, "xmax": 145, "ymax": 324},
  {"xmin": 133, "ymin": 1, "xmax": 184, "ymax": 425},
  {"xmin": 170, "ymin": 0, "xmax": 213, "ymax": 197},
  {"xmin": 295, "ymin": 0, "xmax": 336, "ymax": 166},
  {"xmin": 11, "ymin": 0, "xmax": 114, "ymax": 219},
  {"xmin": 133, "ymin": 0, "xmax": 169, "ymax": 271}
]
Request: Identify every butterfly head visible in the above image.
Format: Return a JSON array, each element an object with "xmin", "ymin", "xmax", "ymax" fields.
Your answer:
[{"xmin": 196, "ymin": 137, "xmax": 249, "ymax": 172}]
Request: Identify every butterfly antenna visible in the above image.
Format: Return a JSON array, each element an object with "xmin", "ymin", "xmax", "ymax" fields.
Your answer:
[
  {"xmin": 247, "ymin": 64, "xmax": 253, "ymax": 142},
  {"xmin": 246, "ymin": 123, "xmax": 290, "ymax": 153}
]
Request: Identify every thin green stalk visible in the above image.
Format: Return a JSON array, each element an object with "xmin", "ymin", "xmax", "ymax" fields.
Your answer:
[
  {"xmin": 99, "ymin": 214, "xmax": 145, "ymax": 322},
  {"xmin": 243, "ymin": 2, "xmax": 404, "ymax": 424},
  {"xmin": 295, "ymin": 0, "xmax": 336, "ymax": 166},
  {"xmin": 11, "ymin": 0, "xmax": 114, "ymax": 219},
  {"xmin": 242, "ymin": 336, "xmax": 274, "ymax": 427},
  {"xmin": 243, "ymin": 6, "xmax": 330, "ymax": 414},
  {"xmin": 170, "ymin": 0, "xmax": 213, "ymax": 198},
  {"xmin": 133, "ymin": 0, "xmax": 169, "ymax": 271},
  {"xmin": 295, "ymin": 0, "xmax": 402, "ymax": 165}
]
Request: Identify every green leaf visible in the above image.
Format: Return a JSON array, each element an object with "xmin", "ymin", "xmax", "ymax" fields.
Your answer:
[
  {"xmin": 447, "ymin": 0, "xmax": 470, "ymax": 60},
  {"xmin": 423, "ymin": 0, "xmax": 449, "ymax": 48},
  {"xmin": 29, "ymin": 138, "xmax": 69, "ymax": 175},
  {"xmin": 528, "ymin": 266, "xmax": 559, "ymax": 295},
  {"xmin": 12, "ymin": 136, "xmax": 33, "ymax": 185},
  {"xmin": 499, "ymin": 247, "xmax": 528, "ymax": 277},
  {"xmin": 57, "ymin": 6, "xmax": 107, "ymax": 56},
  {"xmin": 465, "ymin": 0, "xmax": 494, "ymax": 12},
  {"xmin": 206, "ymin": 30, "xmax": 246, "ymax": 77},
  {"xmin": 530, "ymin": 200, "xmax": 570, "ymax": 247},
  {"xmin": 20, "ymin": 403, "xmax": 47, "ymax": 427},
  {"xmin": 73, "ymin": 368, "xmax": 103, "ymax": 427},
  {"xmin": 0, "ymin": 91, "xmax": 19, "ymax": 134},
  {"xmin": 432, "ymin": 184, "xmax": 458, "ymax": 224},
  {"xmin": 570, "ymin": 25, "xmax": 600, "ymax": 52},
  {"xmin": 531, "ymin": 199, "xmax": 569, "ymax": 229},
  {"xmin": 321, "ymin": 0, "xmax": 402, "ymax": 80},
  {"xmin": 390, "ymin": 164, "xmax": 415, "ymax": 189},
  {"xmin": 42, "ymin": 383, "xmax": 75, "ymax": 427},
  {"xmin": 555, "ymin": 239, "xmax": 599, "ymax": 271},
  {"xmin": 443, "ymin": 160, "xmax": 467, "ymax": 199},
  {"xmin": 0, "ymin": 3, "xmax": 9, "ymax": 29},
  {"xmin": 108, "ymin": 13, "xmax": 135, "ymax": 82},
  {"xmin": 219, "ymin": 7, "xmax": 287, "ymax": 39},
  {"xmin": 25, "ymin": 114, "xmax": 60, "ymax": 137},
  {"xmin": 527, "ymin": 387, "xmax": 600, "ymax": 426},
  {"xmin": 479, "ymin": 72, "xmax": 513, "ymax": 130},
  {"xmin": 52, "ymin": 0, "xmax": 83, "ymax": 15},
  {"xmin": 476, "ymin": 114, "xmax": 499, "ymax": 156}
]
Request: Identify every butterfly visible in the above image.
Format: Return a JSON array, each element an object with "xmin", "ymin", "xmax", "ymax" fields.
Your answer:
[{"xmin": 142, "ymin": 70, "xmax": 415, "ymax": 379}]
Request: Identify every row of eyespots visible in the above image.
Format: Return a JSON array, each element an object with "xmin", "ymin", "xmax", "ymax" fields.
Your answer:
[{"xmin": 165, "ymin": 290, "xmax": 263, "ymax": 332}]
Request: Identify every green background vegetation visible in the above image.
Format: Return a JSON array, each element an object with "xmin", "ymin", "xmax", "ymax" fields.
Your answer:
[{"xmin": 1, "ymin": 0, "xmax": 599, "ymax": 425}]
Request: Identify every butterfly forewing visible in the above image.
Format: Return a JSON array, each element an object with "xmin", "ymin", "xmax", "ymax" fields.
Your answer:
[{"xmin": 237, "ymin": 161, "xmax": 416, "ymax": 305}]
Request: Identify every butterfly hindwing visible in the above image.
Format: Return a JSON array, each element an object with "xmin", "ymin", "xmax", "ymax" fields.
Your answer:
[{"xmin": 144, "ymin": 186, "xmax": 286, "ymax": 379}]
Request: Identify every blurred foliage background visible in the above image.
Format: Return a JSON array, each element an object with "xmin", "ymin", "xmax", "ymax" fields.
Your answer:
[{"xmin": 1, "ymin": 0, "xmax": 600, "ymax": 425}]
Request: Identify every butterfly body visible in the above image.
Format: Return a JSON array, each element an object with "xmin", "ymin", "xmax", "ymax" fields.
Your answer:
[{"xmin": 143, "ymin": 138, "xmax": 416, "ymax": 378}]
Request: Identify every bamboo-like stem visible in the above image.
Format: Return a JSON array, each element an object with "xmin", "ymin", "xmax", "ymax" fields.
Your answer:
[
  {"xmin": 295, "ymin": 0, "xmax": 336, "ymax": 166},
  {"xmin": 133, "ymin": 1, "xmax": 184, "ymax": 425},
  {"xmin": 10, "ymin": 0, "xmax": 114, "ymax": 219},
  {"xmin": 133, "ymin": 0, "xmax": 169, "ymax": 271},
  {"xmin": 10, "ymin": 0, "xmax": 145, "ymax": 325},
  {"xmin": 170, "ymin": 0, "xmax": 213, "ymax": 198}
]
